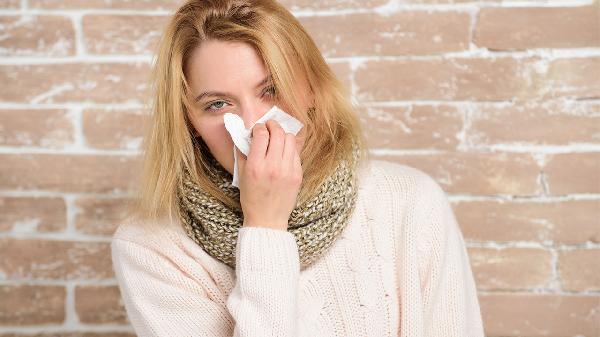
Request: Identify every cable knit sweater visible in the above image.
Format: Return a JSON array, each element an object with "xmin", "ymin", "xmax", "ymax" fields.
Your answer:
[{"xmin": 111, "ymin": 159, "xmax": 485, "ymax": 337}]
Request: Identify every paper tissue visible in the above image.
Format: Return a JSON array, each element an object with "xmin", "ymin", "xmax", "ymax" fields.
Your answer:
[{"xmin": 223, "ymin": 105, "xmax": 304, "ymax": 188}]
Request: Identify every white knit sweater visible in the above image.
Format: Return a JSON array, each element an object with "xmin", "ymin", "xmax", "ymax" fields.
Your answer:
[{"xmin": 111, "ymin": 159, "xmax": 485, "ymax": 337}]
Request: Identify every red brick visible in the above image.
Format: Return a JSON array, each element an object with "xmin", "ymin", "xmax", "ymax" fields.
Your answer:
[
  {"xmin": 0, "ymin": 154, "xmax": 141, "ymax": 193},
  {"xmin": 328, "ymin": 61, "xmax": 352, "ymax": 93},
  {"xmin": 479, "ymin": 293, "xmax": 600, "ymax": 337},
  {"xmin": 375, "ymin": 152, "xmax": 540, "ymax": 195},
  {"xmin": 75, "ymin": 197, "xmax": 135, "ymax": 236},
  {"xmin": 358, "ymin": 105, "xmax": 462, "ymax": 150},
  {"xmin": 544, "ymin": 153, "xmax": 600, "ymax": 195},
  {"xmin": 0, "ymin": 285, "xmax": 65, "ymax": 325},
  {"xmin": 468, "ymin": 247, "xmax": 552, "ymax": 290},
  {"xmin": 0, "ymin": 197, "xmax": 66, "ymax": 232},
  {"xmin": 300, "ymin": 11, "xmax": 469, "ymax": 57},
  {"xmin": 83, "ymin": 108, "xmax": 149, "ymax": 150},
  {"xmin": 455, "ymin": 200, "xmax": 600, "ymax": 245},
  {"xmin": 29, "ymin": 0, "xmax": 181, "ymax": 10},
  {"xmin": 82, "ymin": 15, "xmax": 169, "ymax": 55},
  {"xmin": 467, "ymin": 102, "xmax": 600, "ymax": 145},
  {"xmin": 0, "ymin": 16, "xmax": 75, "ymax": 57},
  {"xmin": 0, "ymin": 109, "xmax": 75, "ymax": 148},
  {"xmin": 75, "ymin": 285, "xmax": 128, "ymax": 324},
  {"xmin": 0, "ymin": 63, "xmax": 151, "ymax": 104},
  {"xmin": 475, "ymin": 6, "xmax": 600, "ymax": 50},
  {"xmin": 30, "ymin": 0, "xmax": 387, "ymax": 10},
  {"xmin": 0, "ymin": 0, "xmax": 20, "ymax": 8},
  {"xmin": 280, "ymin": 0, "xmax": 388, "ymax": 11},
  {"xmin": 0, "ymin": 238, "xmax": 113, "ymax": 280},
  {"xmin": 544, "ymin": 57, "xmax": 600, "ymax": 100},
  {"xmin": 355, "ymin": 57, "xmax": 541, "ymax": 102},
  {"xmin": 558, "ymin": 249, "xmax": 600, "ymax": 291}
]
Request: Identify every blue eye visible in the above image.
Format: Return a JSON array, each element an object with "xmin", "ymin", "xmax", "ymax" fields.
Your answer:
[
  {"xmin": 205, "ymin": 100, "xmax": 230, "ymax": 112},
  {"xmin": 203, "ymin": 86, "xmax": 276, "ymax": 113}
]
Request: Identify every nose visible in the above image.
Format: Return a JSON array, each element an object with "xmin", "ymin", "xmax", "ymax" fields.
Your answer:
[{"xmin": 239, "ymin": 100, "xmax": 274, "ymax": 130}]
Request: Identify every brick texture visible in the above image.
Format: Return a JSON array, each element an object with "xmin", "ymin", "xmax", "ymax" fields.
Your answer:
[
  {"xmin": 75, "ymin": 197, "xmax": 135, "ymax": 235},
  {"xmin": 474, "ymin": 6, "xmax": 600, "ymax": 50},
  {"xmin": 82, "ymin": 15, "xmax": 169, "ymax": 55},
  {"xmin": 0, "ymin": 196, "xmax": 66, "ymax": 232},
  {"xmin": 479, "ymin": 293, "xmax": 600, "ymax": 337},
  {"xmin": 299, "ymin": 11, "xmax": 470, "ymax": 57},
  {"xmin": 544, "ymin": 152, "xmax": 600, "ymax": 195},
  {"xmin": 1, "ymin": 0, "xmax": 598, "ymax": 336},
  {"xmin": 0, "ymin": 238, "xmax": 113, "ymax": 280},
  {"xmin": 558, "ymin": 249, "xmax": 600, "ymax": 292},
  {"xmin": 0, "ymin": 109, "xmax": 75, "ymax": 148},
  {"xmin": 82, "ymin": 108, "xmax": 148, "ymax": 150},
  {"xmin": 359, "ymin": 105, "xmax": 463, "ymax": 150},
  {"xmin": 0, "ymin": 154, "xmax": 140, "ymax": 193},
  {"xmin": 0, "ymin": 63, "xmax": 151, "ymax": 104},
  {"xmin": 455, "ymin": 199, "xmax": 600, "ymax": 244},
  {"xmin": 0, "ymin": 285, "xmax": 65, "ymax": 325},
  {"xmin": 0, "ymin": 16, "xmax": 75, "ymax": 57},
  {"xmin": 1, "ymin": 0, "xmax": 20, "ymax": 9},
  {"xmin": 74, "ymin": 285, "xmax": 129, "ymax": 324},
  {"xmin": 467, "ymin": 102, "xmax": 600, "ymax": 145},
  {"xmin": 469, "ymin": 247, "xmax": 553, "ymax": 290}
]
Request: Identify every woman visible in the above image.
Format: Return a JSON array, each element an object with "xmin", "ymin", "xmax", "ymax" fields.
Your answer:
[{"xmin": 111, "ymin": 0, "xmax": 485, "ymax": 336}]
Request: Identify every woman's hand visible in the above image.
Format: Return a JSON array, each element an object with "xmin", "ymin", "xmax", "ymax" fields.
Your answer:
[{"xmin": 235, "ymin": 119, "xmax": 303, "ymax": 231}]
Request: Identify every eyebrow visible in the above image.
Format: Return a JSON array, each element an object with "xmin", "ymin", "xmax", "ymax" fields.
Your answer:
[{"xmin": 194, "ymin": 75, "xmax": 272, "ymax": 103}]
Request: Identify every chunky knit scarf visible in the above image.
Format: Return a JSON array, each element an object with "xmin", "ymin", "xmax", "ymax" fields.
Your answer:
[{"xmin": 177, "ymin": 140, "xmax": 361, "ymax": 270}]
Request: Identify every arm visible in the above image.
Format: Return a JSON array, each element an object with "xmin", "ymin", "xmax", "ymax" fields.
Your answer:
[
  {"xmin": 111, "ymin": 226, "xmax": 300, "ymax": 337},
  {"xmin": 226, "ymin": 226, "xmax": 300, "ymax": 336},
  {"xmin": 416, "ymin": 177, "xmax": 485, "ymax": 337},
  {"xmin": 224, "ymin": 111, "xmax": 302, "ymax": 335}
]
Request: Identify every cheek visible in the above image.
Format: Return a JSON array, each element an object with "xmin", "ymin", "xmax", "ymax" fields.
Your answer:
[
  {"xmin": 193, "ymin": 116, "xmax": 235, "ymax": 171},
  {"xmin": 202, "ymin": 122, "xmax": 232, "ymax": 150},
  {"xmin": 190, "ymin": 113, "xmax": 224, "ymax": 145}
]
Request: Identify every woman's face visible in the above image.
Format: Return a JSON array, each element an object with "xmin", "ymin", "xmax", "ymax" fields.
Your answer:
[{"xmin": 184, "ymin": 40, "xmax": 309, "ymax": 175}]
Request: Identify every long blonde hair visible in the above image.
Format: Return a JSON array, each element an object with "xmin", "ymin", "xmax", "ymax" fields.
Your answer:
[{"xmin": 129, "ymin": 0, "xmax": 370, "ymax": 224}]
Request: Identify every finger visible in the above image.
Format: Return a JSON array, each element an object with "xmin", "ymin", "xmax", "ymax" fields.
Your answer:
[
  {"xmin": 248, "ymin": 123, "xmax": 269, "ymax": 162},
  {"xmin": 265, "ymin": 119, "xmax": 285, "ymax": 160},
  {"xmin": 282, "ymin": 132, "xmax": 296, "ymax": 167},
  {"xmin": 293, "ymin": 145, "xmax": 302, "ymax": 178}
]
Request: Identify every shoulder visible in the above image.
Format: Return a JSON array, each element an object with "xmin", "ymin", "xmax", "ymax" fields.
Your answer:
[
  {"xmin": 362, "ymin": 159, "xmax": 460, "ymax": 256},
  {"xmin": 109, "ymin": 214, "xmax": 205, "ymax": 279},
  {"xmin": 111, "ymin": 214, "xmax": 184, "ymax": 252}
]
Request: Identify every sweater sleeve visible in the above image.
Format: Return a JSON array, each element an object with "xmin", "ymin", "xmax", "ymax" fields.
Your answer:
[
  {"xmin": 111, "ymin": 226, "xmax": 300, "ymax": 337},
  {"xmin": 226, "ymin": 226, "xmax": 301, "ymax": 336},
  {"xmin": 416, "ymin": 176, "xmax": 485, "ymax": 337}
]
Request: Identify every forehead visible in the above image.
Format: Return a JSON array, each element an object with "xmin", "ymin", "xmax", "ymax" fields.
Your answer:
[{"xmin": 186, "ymin": 40, "xmax": 268, "ymax": 91}]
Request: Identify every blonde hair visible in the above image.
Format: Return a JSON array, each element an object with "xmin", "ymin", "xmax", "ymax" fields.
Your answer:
[{"xmin": 129, "ymin": 0, "xmax": 370, "ymax": 223}]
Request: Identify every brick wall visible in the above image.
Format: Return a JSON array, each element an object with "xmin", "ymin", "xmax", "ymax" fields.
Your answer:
[{"xmin": 0, "ymin": 0, "xmax": 598, "ymax": 336}]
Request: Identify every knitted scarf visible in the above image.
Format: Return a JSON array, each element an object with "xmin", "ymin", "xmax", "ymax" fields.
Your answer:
[{"xmin": 176, "ymin": 140, "xmax": 361, "ymax": 270}]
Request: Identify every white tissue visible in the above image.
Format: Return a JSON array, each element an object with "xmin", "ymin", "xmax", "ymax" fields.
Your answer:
[{"xmin": 223, "ymin": 105, "xmax": 304, "ymax": 188}]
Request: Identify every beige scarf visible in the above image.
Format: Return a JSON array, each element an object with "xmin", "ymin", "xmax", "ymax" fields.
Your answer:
[{"xmin": 177, "ymin": 140, "xmax": 360, "ymax": 270}]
